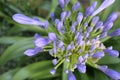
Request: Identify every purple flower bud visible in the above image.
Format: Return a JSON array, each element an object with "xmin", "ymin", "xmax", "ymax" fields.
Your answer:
[
  {"xmin": 109, "ymin": 28, "xmax": 120, "ymax": 36},
  {"xmin": 24, "ymin": 49, "xmax": 36, "ymax": 56},
  {"xmin": 58, "ymin": 0, "xmax": 65, "ymax": 8},
  {"xmin": 71, "ymin": 21, "xmax": 78, "ymax": 32},
  {"xmin": 52, "ymin": 59, "xmax": 58, "ymax": 65},
  {"xmin": 68, "ymin": 71, "xmax": 76, "ymax": 80},
  {"xmin": 57, "ymin": 21, "xmax": 64, "ymax": 32},
  {"xmin": 95, "ymin": 21, "xmax": 103, "ymax": 30},
  {"xmin": 84, "ymin": 22, "xmax": 88, "ymax": 28},
  {"xmin": 12, "ymin": 14, "xmax": 46, "ymax": 27},
  {"xmin": 92, "ymin": 1, "xmax": 97, "ymax": 9},
  {"xmin": 77, "ymin": 12, "xmax": 83, "ymax": 23},
  {"xmin": 66, "ymin": 11, "xmax": 71, "ymax": 18},
  {"xmin": 90, "ymin": 45, "xmax": 96, "ymax": 51},
  {"xmin": 61, "ymin": 11, "xmax": 67, "ymax": 21},
  {"xmin": 49, "ymin": 49, "xmax": 54, "ymax": 55},
  {"xmin": 104, "ymin": 12, "xmax": 118, "ymax": 26},
  {"xmin": 67, "ymin": 44, "xmax": 71, "ymax": 50},
  {"xmin": 100, "ymin": 32, "xmax": 107, "ymax": 38},
  {"xmin": 86, "ymin": 6, "xmax": 94, "ymax": 17},
  {"xmin": 50, "ymin": 69, "xmax": 56, "ymax": 75},
  {"xmin": 103, "ymin": 22, "xmax": 113, "ymax": 32},
  {"xmin": 58, "ymin": 41, "xmax": 64, "ymax": 47},
  {"xmin": 72, "ymin": 2, "xmax": 80, "ymax": 11},
  {"xmin": 87, "ymin": 26, "xmax": 93, "ymax": 33},
  {"xmin": 77, "ymin": 64, "xmax": 86, "ymax": 73},
  {"xmin": 48, "ymin": 33, "xmax": 57, "ymax": 41},
  {"xmin": 98, "ymin": 66, "xmax": 120, "ymax": 80},
  {"xmin": 24, "ymin": 47, "xmax": 42, "ymax": 56},
  {"xmin": 92, "ymin": 0, "xmax": 115, "ymax": 16},
  {"xmin": 50, "ymin": 12, "xmax": 55, "ymax": 21},
  {"xmin": 34, "ymin": 33, "xmax": 41, "ymax": 39},
  {"xmin": 65, "ymin": 0, "xmax": 70, "ymax": 5},
  {"xmin": 34, "ymin": 37, "xmax": 49, "ymax": 47},
  {"xmin": 83, "ymin": 53, "xmax": 89, "ymax": 60},
  {"xmin": 91, "ymin": 16, "xmax": 99, "ymax": 25},
  {"xmin": 104, "ymin": 49, "xmax": 119, "ymax": 57},
  {"xmin": 107, "ymin": 46, "xmax": 113, "ymax": 50},
  {"xmin": 78, "ymin": 56, "xmax": 83, "ymax": 64},
  {"xmin": 44, "ymin": 21, "xmax": 49, "ymax": 29},
  {"xmin": 92, "ymin": 51, "xmax": 105, "ymax": 58},
  {"xmin": 55, "ymin": 19, "xmax": 60, "ymax": 26},
  {"xmin": 84, "ymin": 32, "xmax": 89, "ymax": 38},
  {"xmin": 34, "ymin": 47, "xmax": 43, "ymax": 53}
]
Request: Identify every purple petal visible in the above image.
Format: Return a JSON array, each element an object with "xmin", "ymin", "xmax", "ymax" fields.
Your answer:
[
  {"xmin": 34, "ymin": 38, "xmax": 49, "ymax": 47},
  {"xmin": 78, "ymin": 56, "xmax": 83, "ymax": 64},
  {"xmin": 58, "ymin": 0, "xmax": 65, "ymax": 8},
  {"xmin": 68, "ymin": 71, "xmax": 76, "ymax": 80},
  {"xmin": 91, "ymin": 16, "xmax": 99, "ymax": 25},
  {"xmin": 86, "ymin": 6, "xmax": 94, "ymax": 17},
  {"xmin": 103, "ymin": 22, "xmax": 113, "ymax": 32},
  {"xmin": 50, "ymin": 12, "xmax": 55, "ymax": 21},
  {"xmin": 58, "ymin": 41, "xmax": 64, "ymax": 47},
  {"xmin": 48, "ymin": 33, "xmax": 57, "ymax": 41},
  {"xmin": 92, "ymin": 1, "xmax": 97, "ymax": 9},
  {"xmin": 12, "ymin": 14, "xmax": 45, "ymax": 26},
  {"xmin": 61, "ymin": 11, "xmax": 67, "ymax": 21},
  {"xmin": 77, "ymin": 64, "xmax": 86, "ymax": 73},
  {"xmin": 65, "ymin": 0, "xmax": 70, "ymax": 5},
  {"xmin": 77, "ymin": 12, "xmax": 83, "ymax": 23},
  {"xmin": 50, "ymin": 69, "xmax": 56, "ymax": 75},
  {"xmin": 98, "ymin": 66, "xmax": 120, "ymax": 80},
  {"xmin": 92, "ymin": 51, "xmax": 105, "ymax": 58},
  {"xmin": 109, "ymin": 28, "xmax": 120, "ymax": 36},
  {"xmin": 104, "ymin": 49, "xmax": 119, "ymax": 57},
  {"xmin": 52, "ymin": 59, "xmax": 58, "ymax": 65},
  {"xmin": 57, "ymin": 21, "xmax": 63, "ymax": 32},
  {"xmin": 95, "ymin": 21, "xmax": 103, "ymax": 30},
  {"xmin": 34, "ymin": 33, "xmax": 41, "ymax": 39},
  {"xmin": 72, "ymin": 2, "xmax": 80, "ymax": 11},
  {"xmin": 104, "ymin": 12, "xmax": 118, "ymax": 26},
  {"xmin": 92, "ymin": 0, "xmax": 115, "ymax": 16},
  {"xmin": 24, "ymin": 48, "xmax": 37, "ymax": 56},
  {"xmin": 71, "ymin": 21, "xmax": 78, "ymax": 32}
]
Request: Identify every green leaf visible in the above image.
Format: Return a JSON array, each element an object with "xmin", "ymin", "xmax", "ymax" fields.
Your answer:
[
  {"xmin": 0, "ymin": 37, "xmax": 27, "ymax": 44},
  {"xmin": 97, "ymin": 55, "xmax": 120, "ymax": 65},
  {"xmin": 0, "ymin": 38, "xmax": 34, "ymax": 65},
  {"xmin": 0, "ymin": 69, "xmax": 19, "ymax": 80},
  {"xmin": 13, "ymin": 61, "xmax": 59, "ymax": 80},
  {"xmin": 104, "ymin": 37, "xmax": 120, "ymax": 51}
]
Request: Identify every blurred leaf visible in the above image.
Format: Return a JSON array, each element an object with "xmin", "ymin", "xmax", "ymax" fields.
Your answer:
[
  {"xmin": 13, "ymin": 61, "xmax": 59, "ymax": 80},
  {"xmin": 0, "ymin": 38, "xmax": 34, "ymax": 65},
  {"xmin": 0, "ymin": 37, "xmax": 27, "ymax": 44},
  {"xmin": 74, "ymin": 70, "xmax": 89, "ymax": 80},
  {"xmin": 0, "ymin": 68, "xmax": 19, "ymax": 80},
  {"xmin": 104, "ymin": 37, "xmax": 120, "ymax": 51},
  {"xmin": 97, "ymin": 55, "xmax": 120, "ymax": 65},
  {"xmin": 109, "ymin": 63, "xmax": 120, "ymax": 72}
]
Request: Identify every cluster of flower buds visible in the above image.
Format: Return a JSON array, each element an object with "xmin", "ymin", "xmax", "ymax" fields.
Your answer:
[{"xmin": 12, "ymin": 0, "xmax": 120, "ymax": 80}]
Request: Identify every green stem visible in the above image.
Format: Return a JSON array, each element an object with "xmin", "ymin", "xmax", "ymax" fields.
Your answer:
[{"xmin": 62, "ymin": 61, "xmax": 68, "ymax": 80}]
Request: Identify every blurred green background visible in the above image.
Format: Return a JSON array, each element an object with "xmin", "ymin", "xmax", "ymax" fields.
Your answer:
[{"xmin": 0, "ymin": 0, "xmax": 120, "ymax": 80}]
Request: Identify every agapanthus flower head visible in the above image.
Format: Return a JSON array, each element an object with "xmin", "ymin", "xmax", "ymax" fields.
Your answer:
[{"xmin": 12, "ymin": 0, "xmax": 120, "ymax": 80}]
